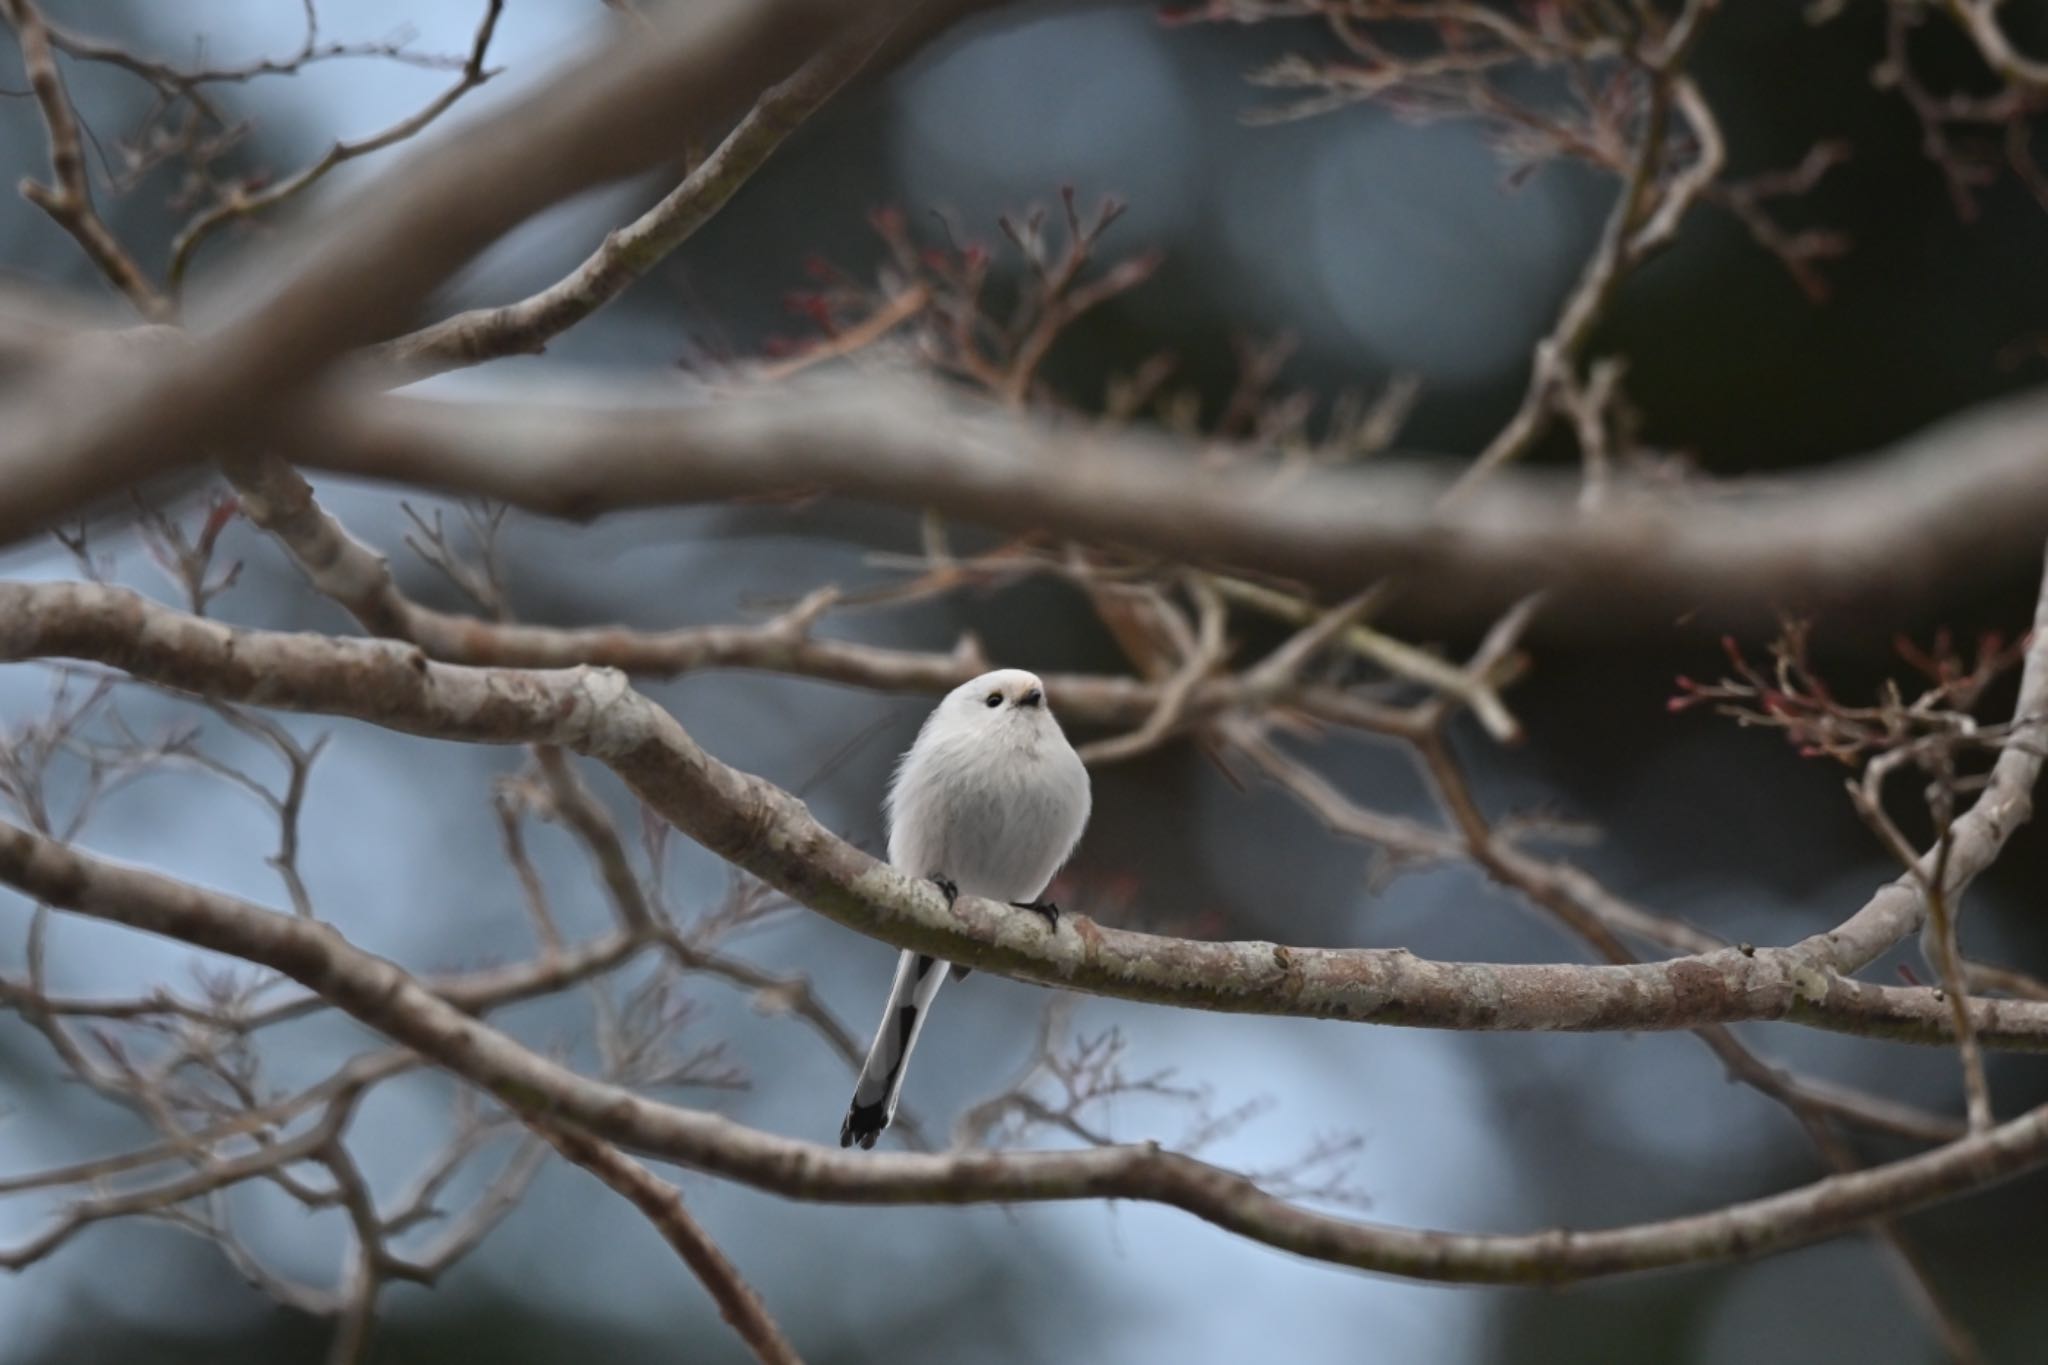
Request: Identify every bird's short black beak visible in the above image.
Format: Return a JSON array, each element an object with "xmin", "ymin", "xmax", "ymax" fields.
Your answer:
[{"xmin": 1019, "ymin": 688, "xmax": 1043, "ymax": 708}]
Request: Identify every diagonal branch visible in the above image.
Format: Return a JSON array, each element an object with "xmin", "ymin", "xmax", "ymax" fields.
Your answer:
[
  {"xmin": 5, "ymin": 578, "xmax": 2048, "ymax": 1048},
  {"xmin": 0, "ymin": 0, "xmax": 851, "ymax": 544},
  {"xmin": 532, "ymin": 1123, "xmax": 802, "ymax": 1365},
  {"xmin": 165, "ymin": 1, "xmax": 507, "ymax": 292},
  {"xmin": 377, "ymin": 9, "xmax": 911, "ymax": 379},
  {"xmin": 1, "ymin": 0, "xmax": 168, "ymax": 318},
  {"xmin": 1800, "ymin": 544, "xmax": 2048, "ymax": 976}
]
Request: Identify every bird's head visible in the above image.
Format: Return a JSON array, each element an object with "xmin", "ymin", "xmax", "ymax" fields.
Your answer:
[{"xmin": 939, "ymin": 668, "xmax": 1057, "ymax": 740}]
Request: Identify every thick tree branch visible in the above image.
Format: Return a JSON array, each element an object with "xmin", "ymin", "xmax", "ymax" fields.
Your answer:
[
  {"xmin": 0, "ymin": 0, "xmax": 848, "ymax": 545},
  {"xmin": 6, "ymin": 819, "xmax": 2048, "ymax": 1286},
  {"xmin": 272, "ymin": 372, "xmax": 2048, "ymax": 628},
  {"xmin": 4, "ymin": 579, "xmax": 2046, "ymax": 1047},
  {"xmin": 8, "ymin": 340, "xmax": 2048, "ymax": 634}
]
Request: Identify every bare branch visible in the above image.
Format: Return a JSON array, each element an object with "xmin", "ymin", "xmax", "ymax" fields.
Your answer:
[
  {"xmin": 5, "ymin": 579, "xmax": 2048, "ymax": 1048},
  {"xmin": 0, "ymin": 0, "xmax": 854, "ymax": 543},
  {"xmin": 9, "ymin": 821, "xmax": 2048, "ymax": 1285},
  {"xmin": 165, "ymin": 2, "xmax": 507, "ymax": 292},
  {"xmin": 257, "ymin": 372, "xmax": 2048, "ymax": 630},
  {"xmin": 0, "ymin": 0, "xmax": 169, "ymax": 318},
  {"xmin": 532, "ymin": 1124, "xmax": 802, "ymax": 1365},
  {"xmin": 378, "ymin": 10, "xmax": 911, "ymax": 379}
]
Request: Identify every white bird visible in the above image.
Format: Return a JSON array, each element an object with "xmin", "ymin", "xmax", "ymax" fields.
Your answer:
[{"xmin": 840, "ymin": 668, "xmax": 1092, "ymax": 1150}]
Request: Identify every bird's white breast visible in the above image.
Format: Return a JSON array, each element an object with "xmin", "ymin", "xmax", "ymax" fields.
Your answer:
[{"xmin": 887, "ymin": 722, "xmax": 1090, "ymax": 902}]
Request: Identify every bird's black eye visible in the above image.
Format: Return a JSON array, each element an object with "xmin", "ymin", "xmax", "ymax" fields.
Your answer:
[{"xmin": 984, "ymin": 692, "xmax": 1003, "ymax": 708}]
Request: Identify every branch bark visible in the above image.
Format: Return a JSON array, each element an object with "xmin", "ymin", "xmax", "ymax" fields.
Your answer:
[
  {"xmin": 273, "ymin": 371, "xmax": 2048, "ymax": 628},
  {"xmin": 0, "ymin": 0, "xmax": 847, "ymax": 544},
  {"xmin": 1, "ymin": 0, "xmax": 168, "ymax": 318},
  {"xmin": 532, "ymin": 1124, "xmax": 802, "ymax": 1365},
  {"xmin": 6, "ymin": 816, "xmax": 2048, "ymax": 1286},
  {"xmin": 8, "ymin": 327, "xmax": 2048, "ymax": 634},
  {"xmin": 375, "ymin": 11, "xmax": 908, "ymax": 380},
  {"xmin": 4, "ymin": 579, "xmax": 2046, "ymax": 1049}
]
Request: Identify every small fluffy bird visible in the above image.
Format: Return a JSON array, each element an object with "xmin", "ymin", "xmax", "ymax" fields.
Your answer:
[{"xmin": 840, "ymin": 668, "xmax": 1091, "ymax": 1150}]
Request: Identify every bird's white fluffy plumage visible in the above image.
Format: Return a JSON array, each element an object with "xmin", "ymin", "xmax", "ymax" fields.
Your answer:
[
  {"xmin": 841, "ymin": 669, "xmax": 1090, "ymax": 1149},
  {"xmin": 884, "ymin": 669, "xmax": 1091, "ymax": 902}
]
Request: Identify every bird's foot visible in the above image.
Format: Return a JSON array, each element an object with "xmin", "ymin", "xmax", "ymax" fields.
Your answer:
[
  {"xmin": 1011, "ymin": 899, "xmax": 1060, "ymax": 931},
  {"xmin": 931, "ymin": 877, "xmax": 959, "ymax": 908},
  {"xmin": 841, "ymin": 1101, "xmax": 887, "ymax": 1150}
]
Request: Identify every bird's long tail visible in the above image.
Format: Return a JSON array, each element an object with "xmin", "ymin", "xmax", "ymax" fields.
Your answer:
[{"xmin": 841, "ymin": 948, "xmax": 949, "ymax": 1149}]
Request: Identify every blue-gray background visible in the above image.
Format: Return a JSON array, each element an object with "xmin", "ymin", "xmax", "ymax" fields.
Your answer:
[{"xmin": 3, "ymin": 3, "xmax": 2047, "ymax": 1362}]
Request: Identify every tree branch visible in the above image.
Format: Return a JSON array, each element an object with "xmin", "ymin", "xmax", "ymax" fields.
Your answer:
[
  {"xmin": 164, "ymin": 1, "xmax": 508, "ymax": 293},
  {"xmin": 266, "ymin": 371, "xmax": 2048, "ymax": 629},
  {"xmin": 4, "ymin": 579, "xmax": 2047, "ymax": 1048},
  {"xmin": 7, "ymin": 818, "xmax": 2048, "ymax": 1286},
  {"xmin": 531, "ymin": 1123, "xmax": 802, "ymax": 1365},
  {"xmin": 0, "ymin": 0, "xmax": 168, "ymax": 319},
  {"xmin": 376, "ymin": 9, "xmax": 909, "ymax": 380},
  {"xmin": 0, "ymin": 0, "xmax": 850, "ymax": 544}
]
